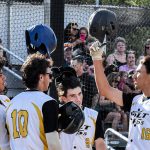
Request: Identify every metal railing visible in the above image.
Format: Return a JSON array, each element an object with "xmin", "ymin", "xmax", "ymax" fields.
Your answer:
[
  {"xmin": 3, "ymin": 66, "xmax": 22, "ymax": 80},
  {"xmin": 0, "ymin": 45, "xmax": 25, "ymax": 63},
  {"xmin": 104, "ymin": 128, "xmax": 128, "ymax": 150},
  {"xmin": 0, "ymin": 45, "xmax": 24, "ymax": 80}
]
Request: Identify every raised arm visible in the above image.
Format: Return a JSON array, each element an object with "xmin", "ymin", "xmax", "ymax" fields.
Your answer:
[{"xmin": 90, "ymin": 41, "xmax": 123, "ymax": 106}]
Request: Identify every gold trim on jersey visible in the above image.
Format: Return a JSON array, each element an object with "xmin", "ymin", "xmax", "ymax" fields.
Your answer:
[
  {"xmin": 6, "ymin": 103, "xmax": 12, "ymax": 134},
  {"xmin": 89, "ymin": 116, "xmax": 96, "ymax": 145},
  {"xmin": 32, "ymin": 103, "xmax": 48, "ymax": 150}
]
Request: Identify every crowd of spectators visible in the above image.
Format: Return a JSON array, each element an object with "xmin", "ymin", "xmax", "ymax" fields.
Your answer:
[{"xmin": 63, "ymin": 22, "xmax": 150, "ymax": 133}]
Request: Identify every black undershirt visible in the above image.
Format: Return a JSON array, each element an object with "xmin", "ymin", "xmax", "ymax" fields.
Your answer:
[
  {"xmin": 42, "ymin": 100, "xmax": 59, "ymax": 133},
  {"xmin": 94, "ymin": 112, "xmax": 104, "ymax": 140},
  {"xmin": 122, "ymin": 93, "xmax": 138, "ymax": 112}
]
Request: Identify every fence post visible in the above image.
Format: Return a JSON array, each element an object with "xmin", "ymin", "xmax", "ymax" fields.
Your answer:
[
  {"xmin": 50, "ymin": 0, "xmax": 64, "ymax": 99},
  {"xmin": 44, "ymin": 0, "xmax": 50, "ymax": 26}
]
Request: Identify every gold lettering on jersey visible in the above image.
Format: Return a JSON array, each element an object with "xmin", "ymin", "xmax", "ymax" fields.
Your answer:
[
  {"xmin": 5, "ymin": 99, "xmax": 10, "ymax": 102},
  {"xmin": 18, "ymin": 110, "xmax": 28, "ymax": 137},
  {"xmin": 141, "ymin": 128, "xmax": 150, "ymax": 140},
  {"xmin": 11, "ymin": 109, "xmax": 28, "ymax": 139},
  {"xmin": 85, "ymin": 138, "xmax": 90, "ymax": 148}
]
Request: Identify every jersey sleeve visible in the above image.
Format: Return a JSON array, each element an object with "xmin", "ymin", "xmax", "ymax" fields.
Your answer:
[
  {"xmin": 0, "ymin": 106, "xmax": 10, "ymax": 149},
  {"xmin": 42, "ymin": 100, "xmax": 59, "ymax": 133},
  {"xmin": 94, "ymin": 111, "xmax": 104, "ymax": 140},
  {"xmin": 122, "ymin": 93, "xmax": 137, "ymax": 112}
]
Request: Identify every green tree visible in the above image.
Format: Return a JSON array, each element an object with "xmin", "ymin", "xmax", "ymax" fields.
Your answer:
[{"xmin": 66, "ymin": 0, "xmax": 150, "ymax": 6}]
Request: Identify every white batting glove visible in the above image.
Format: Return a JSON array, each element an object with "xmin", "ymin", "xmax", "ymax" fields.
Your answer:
[{"xmin": 89, "ymin": 41, "xmax": 104, "ymax": 60}]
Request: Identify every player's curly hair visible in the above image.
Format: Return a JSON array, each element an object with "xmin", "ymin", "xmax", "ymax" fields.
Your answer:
[{"xmin": 21, "ymin": 54, "xmax": 52, "ymax": 89}]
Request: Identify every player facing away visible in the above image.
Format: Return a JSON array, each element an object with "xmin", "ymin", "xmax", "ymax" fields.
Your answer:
[
  {"xmin": 0, "ymin": 56, "xmax": 11, "ymax": 150},
  {"xmin": 6, "ymin": 54, "xmax": 62, "ymax": 150},
  {"xmin": 56, "ymin": 69, "xmax": 107, "ymax": 150},
  {"xmin": 89, "ymin": 41, "xmax": 150, "ymax": 150}
]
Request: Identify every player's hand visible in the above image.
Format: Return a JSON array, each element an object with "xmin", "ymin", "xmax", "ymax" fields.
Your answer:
[{"xmin": 89, "ymin": 41, "xmax": 104, "ymax": 60}]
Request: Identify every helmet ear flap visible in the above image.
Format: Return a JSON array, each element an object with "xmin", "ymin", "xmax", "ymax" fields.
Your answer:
[
  {"xmin": 25, "ymin": 30, "xmax": 30, "ymax": 53},
  {"xmin": 110, "ymin": 21, "xmax": 116, "ymax": 31},
  {"xmin": 25, "ymin": 30, "xmax": 37, "ymax": 55}
]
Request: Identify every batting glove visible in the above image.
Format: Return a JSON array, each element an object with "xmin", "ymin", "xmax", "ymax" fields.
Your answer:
[{"xmin": 89, "ymin": 41, "xmax": 104, "ymax": 60}]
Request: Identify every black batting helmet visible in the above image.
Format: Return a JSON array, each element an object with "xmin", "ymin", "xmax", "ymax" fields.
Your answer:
[
  {"xmin": 25, "ymin": 24, "xmax": 57, "ymax": 57},
  {"xmin": 58, "ymin": 101, "xmax": 85, "ymax": 134},
  {"xmin": 88, "ymin": 9, "xmax": 117, "ymax": 43}
]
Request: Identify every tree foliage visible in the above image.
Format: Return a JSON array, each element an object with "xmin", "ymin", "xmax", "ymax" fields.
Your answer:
[
  {"xmin": 65, "ymin": 0, "xmax": 150, "ymax": 7},
  {"xmin": 101, "ymin": 0, "xmax": 150, "ymax": 7}
]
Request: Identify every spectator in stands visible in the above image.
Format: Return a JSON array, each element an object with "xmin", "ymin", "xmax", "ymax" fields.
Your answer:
[
  {"xmin": 68, "ymin": 27, "xmax": 95, "ymax": 54},
  {"xmin": 118, "ymin": 71, "xmax": 133, "ymax": 93},
  {"xmin": 64, "ymin": 22, "xmax": 79, "ymax": 43},
  {"xmin": 104, "ymin": 64, "xmax": 118, "ymax": 76},
  {"xmin": 137, "ymin": 39, "xmax": 150, "ymax": 64},
  {"xmin": 119, "ymin": 50, "xmax": 137, "ymax": 72},
  {"xmin": 64, "ymin": 46, "xmax": 72, "ymax": 66},
  {"xmin": 87, "ymin": 65, "xmax": 94, "ymax": 76},
  {"xmin": 73, "ymin": 27, "xmax": 89, "ymax": 52},
  {"xmin": 144, "ymin": 39, "xmax": 150, "ymax": 56},
  {"xmin": 106, "ymin": 37, "xmax": 127, "ymax": 68},
  {"xmin": 70, "ymin": 55, "xmax": 98, "ymax": 108},
  {"xmin": 126, "ymin": 70, "xmax": 141, "ymax": 94}
]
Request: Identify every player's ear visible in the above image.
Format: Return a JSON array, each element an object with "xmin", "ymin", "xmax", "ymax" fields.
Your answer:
[
  {"xmin": 60, "ymin": 96, "xmax": 68, "ymax": 103},
  {"xmin": 39, "ymin": 74, "xmax": 43, "ymax": 80}
]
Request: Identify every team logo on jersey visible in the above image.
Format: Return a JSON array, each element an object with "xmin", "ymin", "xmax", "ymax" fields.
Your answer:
[
  {"xmin": 130, "ymin": 109, "xmax": 149, "ymax": 125},
  {"xmin": 76, "ymin": 125, "xmax": 91, "ymax": 136}
]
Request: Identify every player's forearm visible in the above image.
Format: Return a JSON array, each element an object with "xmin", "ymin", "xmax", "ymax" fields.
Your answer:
[
  {"xmin": 95, "ymin": 138, "xmax": 107, "ymax": 150},
  {"xmin": 46, "ymin": 131, "xmax": 62, "ymax": 150},
  {"xmin": 93, "ymin": 60, "xmax": 110, "ymax": 96}
]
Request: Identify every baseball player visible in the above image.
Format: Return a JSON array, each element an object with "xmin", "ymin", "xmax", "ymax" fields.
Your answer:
[
  {"xmin": 56, "ymin": 68, "xmax": 106, "ymax": 150},
  {"xmin": 0, "ymin": 56, "xmax": 11, "ymax": 150},
  {"xmin": 88, "ymin": 8, "xmax": 150, "ymax": 150},
  {"xmin": 89, "ymin": 41, "xmax": 150, "ymax": 150},
  {"xmin": 6, "ymin": 54, "xmax": 62, "ymax": 150}
]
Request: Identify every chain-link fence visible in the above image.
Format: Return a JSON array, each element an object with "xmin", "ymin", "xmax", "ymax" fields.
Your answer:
[{"xmin": 0, "ymin": 1, "xmax": 149, "ymax": 63}]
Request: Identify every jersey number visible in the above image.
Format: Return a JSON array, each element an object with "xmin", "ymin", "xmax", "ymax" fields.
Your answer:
[{"xmin": 11, "ymin": 110, "xmax": 28, "ymax": 139}]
